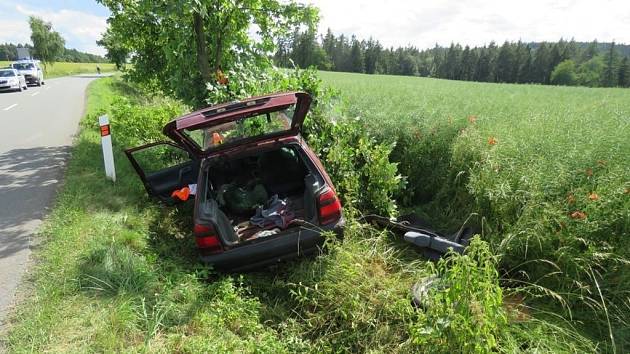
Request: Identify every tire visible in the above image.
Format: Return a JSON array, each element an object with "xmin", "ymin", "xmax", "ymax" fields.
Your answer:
[{"xmin": 37, "ymin": 80, "xmax": 42, "ymax": 87}]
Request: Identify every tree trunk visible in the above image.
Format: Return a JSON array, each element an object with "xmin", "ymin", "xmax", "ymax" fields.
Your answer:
[
  {"xmin": 193, "ymin": 12, "xmax": 212, "ymax": 82},
  {"xmin": 214, "ymin": 35, "xmax": 223, "ymax": 72}
]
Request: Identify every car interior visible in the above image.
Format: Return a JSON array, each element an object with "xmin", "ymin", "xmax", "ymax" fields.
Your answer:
[{"xmin": 202, "ymin": 145, "xmax": 322, "ymax": 245}]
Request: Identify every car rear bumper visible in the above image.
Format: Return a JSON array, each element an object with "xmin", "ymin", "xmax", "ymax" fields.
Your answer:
[
  {"xmin": 200, "ymin": 219, "xmax": 344, "ymax": 272},
  {"xmin": 24, "ymin": 76, "xmax": 39, "ymax": 84},
  {"xmin": 0, "ymin": 83, "xmax": 20, "ymax": 90}
]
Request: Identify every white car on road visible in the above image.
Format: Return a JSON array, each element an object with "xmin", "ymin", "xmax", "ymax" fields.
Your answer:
[
  {"xmin": 11, "ymin": 60, "xmax": 45, "ymax": 86},
  {"xmin": 0, "ymin": 69, "xmax": 28, "ymax": 92}
]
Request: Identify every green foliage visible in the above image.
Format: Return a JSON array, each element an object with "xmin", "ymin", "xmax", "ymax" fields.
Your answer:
[
  {"xmin": 551, "ymin": 59, "xmax": 578, "ymax": 86},
  {"xmin": 96, "ymin": 29, "xmax": 128, "ymax": 69},
  {"xmin": 28, "ymin": 16, "xmax": 65, "ymax": 67},
  {"xmin": 98, "ymin": 0, "xmax": 318, "ymax": 107},
  {"xmin": 108, "ymin": 96, "xmax": 187, "ymax": 146},
  {"xmin": 577, "ymin": 56, "xmax": 605, "ymax": 86},
  {"xmin": 411, "ymin": 237, "xmax": 507, "ymax": 353}
]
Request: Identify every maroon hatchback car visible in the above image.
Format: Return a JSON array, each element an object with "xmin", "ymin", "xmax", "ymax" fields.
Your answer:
[{"xmin": 126, "ymin": 92, "xmax": 344, "ymax": 271}]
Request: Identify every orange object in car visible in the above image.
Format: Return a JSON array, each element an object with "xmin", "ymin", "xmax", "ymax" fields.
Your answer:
[
  {"xmin": 171, "ymin": 187, "xmax": 191, "ymax": 201},
  {"xmin": 212, "ymin": 132, "xmax": 223, "ymax": 145}
]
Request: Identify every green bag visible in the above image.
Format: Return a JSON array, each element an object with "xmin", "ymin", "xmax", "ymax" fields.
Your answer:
[{"xmin": 221, "ymin": 182, "xmax": 268, "ymax": 215}]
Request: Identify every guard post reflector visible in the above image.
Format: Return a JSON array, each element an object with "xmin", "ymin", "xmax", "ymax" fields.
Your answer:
[
  {"xmin": 99, "ymin": 115, "xmax": 116, "ymax": 182},
  {"xmin": 100, "ymin": 124, "xmax": 110, "ymax": 137}
]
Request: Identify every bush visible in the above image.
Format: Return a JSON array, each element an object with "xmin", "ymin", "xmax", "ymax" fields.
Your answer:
[
  {"xmin": 551, "ymin": 60, "xmax": 578, "ymax": 86},
  {"xmin": 410, "ymin": 237, "xmax": 507, "ymax": 353},
  {"xmin": 108, "ymin": 96, "xmax": 187, "ymax": 146}
]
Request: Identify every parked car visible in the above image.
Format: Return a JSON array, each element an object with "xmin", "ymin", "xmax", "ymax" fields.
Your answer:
[
  {"xmin": 126, "ymin": 92, "xmax": 344, "ymax": 271},
  {"xmin": 0, "ymin": 69, "xmax": 28, "ymax": 92},
  {"xmin": 11, "ymin": 60, "xmax": 44, "ymax": 86}
]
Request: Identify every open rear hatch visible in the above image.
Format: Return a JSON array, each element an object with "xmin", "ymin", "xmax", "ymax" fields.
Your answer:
[
  {"xmin": 163, "ymin": 92, "xmax": 312, "ymax": 158},
  {"xmin": 124, "ymin": 92, "xmax": 312, "ymax": 203}
]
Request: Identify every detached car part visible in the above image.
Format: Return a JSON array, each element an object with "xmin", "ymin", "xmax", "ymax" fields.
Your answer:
[{"xmin": 363, "ymin": 214, "xmax": 473, "ymax": 259}]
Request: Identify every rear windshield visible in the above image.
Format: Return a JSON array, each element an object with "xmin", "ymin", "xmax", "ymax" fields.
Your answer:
[
  {"xmin": 12, "ymin": 63, "xmax": 34, "ymax": 70},
  {"xmin": 182, "ymin": 105, "xmax": 296, "ymax": 151}
]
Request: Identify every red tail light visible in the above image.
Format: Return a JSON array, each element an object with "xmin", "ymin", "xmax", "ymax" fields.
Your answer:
[
  {"xmin": 194, "ymin": 224, "xmax": 223, "ymax": 253},
  {"xmin": 318, "ymin": 188, "xmax": 342, "ymax": 225}
]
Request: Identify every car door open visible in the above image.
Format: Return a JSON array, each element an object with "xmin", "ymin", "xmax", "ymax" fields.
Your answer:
[{"xmin": 125, "ymin": 141, "xmax": 200, "ymax": 203}]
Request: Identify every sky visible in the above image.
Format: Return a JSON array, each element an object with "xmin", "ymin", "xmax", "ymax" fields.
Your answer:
[
  {"xmin": 0, "ymin": 0, "xmax": 110, "ymax": 55},
  {"xmin": 1, "ymin": 0, "xmax": 629, "ymax": 56}
]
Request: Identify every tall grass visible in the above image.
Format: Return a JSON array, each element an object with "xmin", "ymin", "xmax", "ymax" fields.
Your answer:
[{"xmin": 320, "ymin": 71, "xmax": 630, "ymax": 351}]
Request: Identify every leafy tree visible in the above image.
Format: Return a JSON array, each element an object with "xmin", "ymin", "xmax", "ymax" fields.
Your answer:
[
  {"xmin": 577, "ymin": 56, "xmax": 604, "ymax": 87},
  {"xmin": 98, "ymin": 0, "xmax": 317, "ymax": 107},
  {"xmin": 550, "ymin": 59, "xmax": 577, "ymax": 85},
  {"xmin": 28, "ymin": 16, "xmax": 65, "ymax": 68},
  {"xmin": 97, "ymin": 28, "xmax": 128, "ymax": 69}
]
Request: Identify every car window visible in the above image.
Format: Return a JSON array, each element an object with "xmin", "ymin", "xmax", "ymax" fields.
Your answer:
[
  {"xmin": 182, "ymin": 105, "xmax": 296, "ymax": 151},
  {"xmin": 13, "ymin": 63, "xmax": 34, "ymax": 70},
  {"xmin": 0, "ymin": 70, "xmax": 16, "ymax": 77}
]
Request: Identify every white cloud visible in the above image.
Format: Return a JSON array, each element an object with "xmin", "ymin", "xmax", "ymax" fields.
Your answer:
[
  {"xmin": 0, "ymin": 3, "xmax": 107, "ymax": 55},
  {"xmin": 306, "ymin": 0, "xmax": 630, "ymax": 48}
]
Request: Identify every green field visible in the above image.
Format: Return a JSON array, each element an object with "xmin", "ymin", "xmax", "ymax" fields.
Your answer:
[
  {"xmin": 319, "ymin": 71, "xmax": 630, "ymax": 349},
  {"xmin": 0, "ymin": 61, "xmax": 116, "ymax": 79}
]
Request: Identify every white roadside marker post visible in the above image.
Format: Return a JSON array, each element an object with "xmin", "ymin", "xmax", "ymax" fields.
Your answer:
[{"xmin": 99, "ymin": 115, "xmax": 116, "ymax": 182}]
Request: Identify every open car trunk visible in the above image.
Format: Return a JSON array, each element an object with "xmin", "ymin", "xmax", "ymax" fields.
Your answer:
[{"xmin": 195, "ymin": 144, "xmax": 324, "ymax": 249}]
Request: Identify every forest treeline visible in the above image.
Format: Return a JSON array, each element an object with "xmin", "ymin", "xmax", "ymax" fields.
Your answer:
[
  {"xmin": 0, "ymin": 42, "xmax": 108, "ymax": 63},
  {"xmin": 275, "ymin": 29, "xmax": 630, "ymax": 88}
]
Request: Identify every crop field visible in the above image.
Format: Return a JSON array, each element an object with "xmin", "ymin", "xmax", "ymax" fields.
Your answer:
[
  {"xmin": 320, "ymin": 71, "xmax": 630, "ymax": 349},
  {"xmin": 0, "ymin": 61, "xmax": 116, "ymax": 78}
]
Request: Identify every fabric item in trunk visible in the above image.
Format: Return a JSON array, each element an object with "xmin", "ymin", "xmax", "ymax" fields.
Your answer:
[{"xmin": 250, "ymin": 195, "xmax": 295, "ymax": 229}]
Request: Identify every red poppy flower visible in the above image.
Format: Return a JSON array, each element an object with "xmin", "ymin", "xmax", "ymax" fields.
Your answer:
[{"xmin": 570, "ymin": 211, "xmax": 587, "ymax": 220}]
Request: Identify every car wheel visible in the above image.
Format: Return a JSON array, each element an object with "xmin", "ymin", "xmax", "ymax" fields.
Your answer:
[{"xmin": 37, "ymin": 80, "xmax": 42, "ymax": 87}]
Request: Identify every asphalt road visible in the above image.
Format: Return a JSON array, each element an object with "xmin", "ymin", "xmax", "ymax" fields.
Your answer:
[{"xmin": 0, "ymin": 74, "xmax": 103, "ymax": 327}]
